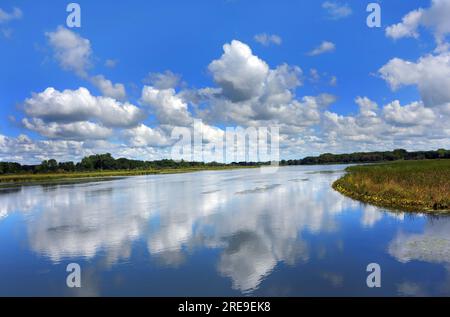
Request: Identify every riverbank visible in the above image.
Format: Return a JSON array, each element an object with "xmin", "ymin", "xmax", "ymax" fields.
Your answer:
[
  {"xmin": 0, "ymin": 165, "xmax": 257, "ymax": 186},
  {"xmin": 332, "ymin": 160, "xmax": 450, "ymax": 212}
]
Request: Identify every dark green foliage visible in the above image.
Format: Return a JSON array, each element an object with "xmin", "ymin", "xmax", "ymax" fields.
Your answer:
[
  {"xmin": 281, "ymin": 149, "xmax": 450, "ymax": 166},
  {"xmin": 58, "ymin": 161, "xmax": 75, "ymax": 172},
  {"xmin": 0, "ymin": 149, "xmax": 449, "ymax": 175},
  {"xmin": 0, "ymin": 162, "xmax": 22, "ymax": 174},
  {"xmin": 0, "ymin": 154, "xmax": 267, "ymax": 175}
]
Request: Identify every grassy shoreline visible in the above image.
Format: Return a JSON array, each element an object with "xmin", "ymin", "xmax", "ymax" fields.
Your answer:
[
  {"xmin": 0, "ymin": 165, "xmax": 257, "ymax": 186},
  {"xmin": 332, "ymin": 160, "xmax": 450, "ymax": 213}
]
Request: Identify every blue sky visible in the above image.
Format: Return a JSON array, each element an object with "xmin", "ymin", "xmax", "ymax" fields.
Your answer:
[{"xmin": 0, "ymin": 0, "xmax": 449, "ymax": 163}]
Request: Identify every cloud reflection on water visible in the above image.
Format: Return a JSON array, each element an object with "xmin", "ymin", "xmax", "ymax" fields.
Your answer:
[{"xmin": 0, "ymin": 166, "xmax": 411, "ymax": 293}]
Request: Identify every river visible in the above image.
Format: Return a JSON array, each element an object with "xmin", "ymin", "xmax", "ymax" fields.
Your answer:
[{"xmin": 0, "ymin": 165, "xmax": 449, "ymax": 296}]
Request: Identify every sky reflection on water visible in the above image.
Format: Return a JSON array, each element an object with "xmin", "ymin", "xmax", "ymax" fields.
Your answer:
[{"xmin": 0, "ymin": 165, "xmax": 449, "ymax": 296}]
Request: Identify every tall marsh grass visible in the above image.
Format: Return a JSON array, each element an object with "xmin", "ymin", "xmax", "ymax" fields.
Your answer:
[{"xmin": 333, "ymin": 160, "xmax": 450, "ymax": 212}]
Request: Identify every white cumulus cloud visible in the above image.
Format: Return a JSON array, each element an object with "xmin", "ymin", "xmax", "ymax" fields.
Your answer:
[
  {"xmin": 90, "ymin": 75, "xmax": 127, "ymax": 100},
  {"xmin": 144, "ymin": 70, "xmax": 182, "ymax": 89},
  {"xmin": 141, "ymin": 86, "xmax": 193, "ymax": 126},
  {"xmin": 254, "ymin": 33, "xmax": 282, "ymax": 46},
  {"xmin": 308, "ymin": 41, "xmax": 336, "ymax": 56},
  {"xmin": 386, "ymin": 0, "xmax": 450, "ymax": 52},
  {"xmin": 383, "ymin": 101, "xmax": 436, "ymax": 126},
  {"xmin": 209, "ymin": 40, "xmax": 270, "ymax": 102},
  {"xmin": 23, "ymin": 118, "xmax": 112, "ymax": 140},
  {"xmin": 123, "ymin": 124, "xmax": 171, "ymax": 147},
  {"xmin": 46, "ymin": 26, "xmax": 92, "ymax": 77},
  {"xmin": 322, "ymin": 1, "xmax": 352, "ymax": 20},
  {"xmin": 23, "ymin": 87, "xmax": 144, "ymax": 129},
  {"xmin": 0, "ymin": 7, "xmax": 22, "ymax": 24},
  {"xmin": 379, "ymin": 52, "xmax": 450, "ymax": 109}
]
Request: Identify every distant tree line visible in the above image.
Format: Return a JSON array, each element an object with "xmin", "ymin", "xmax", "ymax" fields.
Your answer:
[
  {"xmin": 0, "ymin": 149, "xmax": 449, "ymax": 175},
  {"xmin": 0, "ymin": 153, "xmax": 267, "ymax": 175},
  {"xmin": 280, "ymin": 149, "xmax": 450, "ymax": 166}
]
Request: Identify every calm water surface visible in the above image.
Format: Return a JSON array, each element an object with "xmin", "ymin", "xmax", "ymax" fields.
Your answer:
[{"xmin": 1, "ymin": 165, "xmax": 449, "ymax": 296}]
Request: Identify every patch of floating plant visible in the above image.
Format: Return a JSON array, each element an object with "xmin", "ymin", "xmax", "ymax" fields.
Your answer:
[
  {"xmin": 0, "ymin": 176, "xmax": 126, "ymax": 189},
  {"xmin": 253, "ymin": 180, "xmax": 267, "ymax": 184},
  {"xmin": 306, "ymin": 170, "xmax": 341, "ymax": 175},
  {"xmin": 289, "ymin": 178, "xmax": 309, "ymax": 182},
  {"xmin": 201, "ymin": 190, "xmax": 221, "ymax": 195},
  {"xmin": 235, "ymin": 184, "xmax": 281, "ymax": 195},
  {"xmin": 47, "ymin": 225, "xmax": 95, "ymax": 234},
  {"xmin": 223, "ymin": 176, "xmax": 245, "ymax": 182},
  {"xmin": 85, "ymin": 188, "xmax": 114, "ymax": 196}
]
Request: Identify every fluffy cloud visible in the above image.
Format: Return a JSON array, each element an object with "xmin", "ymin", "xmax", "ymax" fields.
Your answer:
[
  {"xmin": 386, "ymin": 0, "xmax": 450, "ymax": 51},
  {"xmin": 254, "ymin": 33, "xmax": 282, "ymax": 46},
  {"xmin": 322, "ymin": 1, "xmax": 352, "ymax": 20},
  {"xmin": 196, "ymin": 41, "xmax": 334, "ymax": 132},
  {"xmin": 0, "ymin": 134, "xmax": 171, "ymax": 164},
  {"xmin": 123, "ymin": 124, "xmax": 171, "ymax": 147},
  {"xmin": 308, "ymin": 41, "xmax": 336, "ymax": 56},
  {"xmin": 355, "ymin": 96, "xmax": 377, "ymax": 113},
  {"xmin": 197, "ymin": 40, "xmax": 339, "ymax": 133},
  {"xmin": 0, "ymin": 7, "xmax": 22, "ymax": 39},
  {"xmin": 46, "ymin": 27, "xmax": 126, "ymax": 100},
  {"xmin": 383, "ymin": 101, "xmax": 436, "ymax": 126},
  {"xmin": 141, "ymin": 86, "xmax": 193, "ymax": 126},
  {"xmin": 143, "ymin": 70, "xmax": 182, "ymax": 89},
  {"xmin": 321, "ymin": 97, "xmax": 450, "ymax": 154},
  {"xmin": 0, "ymin": 7, "xmax": 22, "ymax": 24},
  {"xmin": 323, "ymin": 110, "xmax": 382, "ymax": 144},
  {"xmin": 261, "ymin": 94, "xmax": 335, "ymax": 129},
  {"xmin": 208, "ymin": 40, "xmax": 270, "ymax": 102},
  {"xmin": 4, "ymin": 31, "xmax": 449, "ymax": 162},
  {"xmin": 379, "ymin": 52, "xmax": 450, "ymax": 109},
  {"xmin": 23, "ymin": 118, "xmax": 112, "ymax": 140},
  {"xmin": 23, "ymin": 87, "xmax": 144, "ymax": 128},
  {"xmin": 386, "ymin": 9, "xmax": 424, "ymax": 40},
  {"xmin": 104, "ymin": 59, "xmax": 118, "ymax": 68},
  {"xmin": 90, "ymin": 75, "xmax": 127, "ymax": 100},
  {"xmin": 0, "ymin": 134, "xmax": 85, "ymax": 163},
  {"xmin": 46, "ymin": 26, "xmax": 92, "ymax": 77}
]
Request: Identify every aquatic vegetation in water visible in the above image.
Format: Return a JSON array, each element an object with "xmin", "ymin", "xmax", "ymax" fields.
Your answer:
[
  {"xmin": 333, "ymin": 160, "xmax": 450, "ymax": 212},
  {"xmin": 201, "ymin": 190, "xmax": 222, "ymax": 195},
  {"xmin": 289, "ymin": 178, "xmax": 309, "ymax": 182},
  {"xmin": 306, "ymin": 170, "xmax": 340, "ymax": 175},
  {"xmin": 0, "ymin": 166, "xmax": 255, "ymax": 186},
  {"xmin": 235, "ymin": 184, "xmax": 282, "ymax": 195}
]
